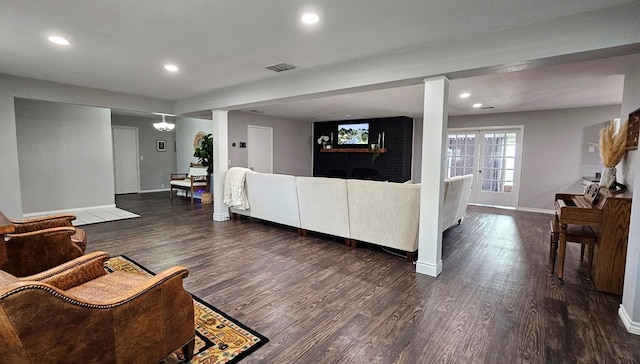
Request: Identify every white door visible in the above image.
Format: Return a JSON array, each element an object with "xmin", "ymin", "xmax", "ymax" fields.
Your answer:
[
  {"xmin": 446, "ymin": 127, "xmax": 523, "ymax": 208},
  {"xmin": 112, "ymin": 126, "xmax": 140, "ymax": 194},
  {"xmin": 248, "ymin": 125, "xmax": 273, "ymax": 173}
]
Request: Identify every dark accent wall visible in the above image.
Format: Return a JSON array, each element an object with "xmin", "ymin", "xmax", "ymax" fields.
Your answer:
[{"xmin": 313, "ymin": 116, "xmax": 413, "ymax": 182}]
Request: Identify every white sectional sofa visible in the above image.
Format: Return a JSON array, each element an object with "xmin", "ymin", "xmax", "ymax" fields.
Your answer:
[{"xmin": 225, "ymin": 170, "xmax": 473, "ymax": 260}]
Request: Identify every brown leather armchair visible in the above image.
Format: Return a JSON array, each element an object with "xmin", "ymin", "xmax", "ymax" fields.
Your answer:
[
  {"xmin": 0, "ymin": 251, "xmax": 195, "ymax": 364},
  {"xmin": 0, "ymin": 213, "xmax": 87, "ymax": 276},
  {"xmin": 2, "ymin": 226, "xmax": 86, "ymax": 276}
]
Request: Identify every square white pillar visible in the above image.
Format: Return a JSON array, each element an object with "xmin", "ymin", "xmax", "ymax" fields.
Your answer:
[
  {"xmin": 211, "ymin": 110, "xmax": 229, "ymax": 221},
  {"xmin": 416, "ymin": 76, "xmax": 449, "ymax": 277}
]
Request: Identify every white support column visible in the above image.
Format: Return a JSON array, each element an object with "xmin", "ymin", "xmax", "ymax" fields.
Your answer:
[
  {"xmin": 416, "ymin": 76, "xmax": 449, "ymax": 277},
  {"xmin": 211, "ymin": 110, "xmax": 229, "ymax": 221}
]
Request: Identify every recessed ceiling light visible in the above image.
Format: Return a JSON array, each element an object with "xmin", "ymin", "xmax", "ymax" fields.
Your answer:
[
  {"xmin": 459, "ymin": 92, "xmax": 471, "ymax": 99},
  {"xmin": 473, "ymin": 103, "xmax": 483, "ymax": 108},
  {"xmin": 345, "ymin": 114, "xmax": 351, "ymax": 117},
  {"xmin": 48, "ymin": 35, "xmax": 70, "ymax": 46},
  {"xmin": 164, "ymin": 64, "xmax": 179, "ymax": 72},
  {"xmin": 301, "ymin": 13, "xmax": 319, "ymax": 24}
]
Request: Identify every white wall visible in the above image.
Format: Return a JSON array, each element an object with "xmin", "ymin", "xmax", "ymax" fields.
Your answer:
[
  {"xmin": 620, "ymin": 55, "xmax": 640, "ymax": 332},
  {"xmin": 448, "ymin": 105, "xmax": 621, "ymax": 210},
  {"xmin": 228, "ymin": 111, "xmax": 312, "ymax": 176},
  {"xmin": 0, "ymin": 93, "xmax": 22, "ymax": 218},
  {"xmin": 15, "ymin": 99, "xmax": 114, "ymax": 213},
  {"xmin": 111, "ymin": 113, "xmax": 177, "ymax": 192},
  {"xmin": 0, "ymin": 74, "xmax": 172, "ymax": 218}
]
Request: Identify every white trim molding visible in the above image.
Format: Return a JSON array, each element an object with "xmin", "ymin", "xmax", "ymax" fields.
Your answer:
[
  {"xmin": 23, "ymin": 204, "xmax": 117, "ymax": 218},
  {"xmin": 213, "ymin": 212, "xmax": 230, "ymax": 222},
  {"xmin": 416, "ymin": 259, "xmax": 443, "ymax": 277},
  {"xmin": 619, "ymin": 305, "xmax": 640, "ymax": 335}
]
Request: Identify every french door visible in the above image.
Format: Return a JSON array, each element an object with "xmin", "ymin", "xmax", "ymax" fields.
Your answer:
[{"xmin": 446, "ymin": 127, "xmax": 524, "ymax": 208}]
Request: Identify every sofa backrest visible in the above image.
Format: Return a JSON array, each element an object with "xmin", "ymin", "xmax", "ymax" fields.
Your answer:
[
  {"xmin": 296, "ymin": 177, "xmax": 350, "ymax": 238},
  {"xmin": 442, "ymin": 174, "xmax": 474, "ymax": 231},
  {"xmin": 347, "ymin": 180, "xmax": 421, "ymax": 252},
  {"xmin": 240, "ymin": 172, "xmax": 301, "ymax": 228}
]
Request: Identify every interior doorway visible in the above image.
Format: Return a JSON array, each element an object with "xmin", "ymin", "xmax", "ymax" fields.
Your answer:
[
  {"xmin": 112, "ymin": 126, "xmax": 140, "ymax": 194},
  {"xmin": 446, "ymin": 126, "xmax": 524, "ymax": 208},
  {"xmin": 247, "ymin": 125, "xmax": 273, "ymax": 173}
]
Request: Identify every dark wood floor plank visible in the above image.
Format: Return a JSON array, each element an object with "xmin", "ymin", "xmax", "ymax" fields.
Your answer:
[{"xmin": 77, "ymin": 192, "xmax": 640, "ymax": 363}]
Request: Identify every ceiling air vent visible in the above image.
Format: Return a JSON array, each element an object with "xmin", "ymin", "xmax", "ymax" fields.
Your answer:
[{"xmin": 265, "ymin": 62, "xmax": 297, "ymax": 72}]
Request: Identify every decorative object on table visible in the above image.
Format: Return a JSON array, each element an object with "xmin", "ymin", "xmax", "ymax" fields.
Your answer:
[
  {"xmin": 317, "ymin": 135, "xmax": 330, "ymax": 149},
  {"xmin": 626, "ymin": 107, "xmax": 640, "ymax": 150},
  {"xmin": 371, "ymin": 144, "xmax": 381, "ymax": 163},
  {"xmin": 598, "ymin": 119, "xmax": 628, "ymax": 189},
  {"xmin": 105, "ymin": 255, "xmax": 269, "ymax": 364}
]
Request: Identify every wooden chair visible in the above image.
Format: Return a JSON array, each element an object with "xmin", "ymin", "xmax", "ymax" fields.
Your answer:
[
  {"xmin": 170, "ymin": 164, "xmax": 209, "ymax": 203},
  {"xmin": 549, "ymin": 217, "xmax": 597, "ymax": 279}
]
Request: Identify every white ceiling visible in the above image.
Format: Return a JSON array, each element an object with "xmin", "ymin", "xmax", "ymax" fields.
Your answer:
[{"xmin": 1, "ymin": 0, "xmax": 638, "ymax": 121}]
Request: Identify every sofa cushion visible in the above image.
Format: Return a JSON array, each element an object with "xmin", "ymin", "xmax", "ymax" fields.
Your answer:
[
  {"xmin": 347, "ymin": 180, "xmax": 420, "ymax": 252},
  {"xmin": 296, "ymin": 177, "xmax": 350, "ymax": 238},
  {"xmin": 441, "ymin": 174, "xmax": 474, "ymax": 231},
  {"xmin": 237, "ymin": 172, "xmax": 301, "ymax": 228}
]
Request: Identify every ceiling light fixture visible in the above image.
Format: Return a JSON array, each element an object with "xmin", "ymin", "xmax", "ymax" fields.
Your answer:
[
  {"xmin": 473, "ymin": 103, "xmax": 483, "ymax": 108},
  {"xmin": 164, "ymin": 64, "xmax": 179, "ymax": 72},
  {"xmin": 48, "ymin": 35, "xmax": 70, "ymax": 46},
  {"xmin": 153, "ymin": 115, "xmax": 175, "ymax": 131},
  {"xmin": 459, "ymin": 92, "xmax": 471, "ymax": 99},
  {"xmin": 301, "ymin": 13, "xmax": 319, "ymax": 24}
]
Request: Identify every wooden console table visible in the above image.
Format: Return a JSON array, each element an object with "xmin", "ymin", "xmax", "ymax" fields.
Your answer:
[{"xmin": 320, "ymin": 148, "xmax": 387, "ymax": 153}]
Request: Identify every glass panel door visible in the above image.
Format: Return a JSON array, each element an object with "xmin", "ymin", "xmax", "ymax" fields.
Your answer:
[{"xmin": 447, "ymin": 127, "xmax": 523, "ymax": 208}]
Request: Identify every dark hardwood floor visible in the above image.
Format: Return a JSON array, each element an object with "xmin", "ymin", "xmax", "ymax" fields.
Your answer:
[{"xmin": 82, "ymin": 193, "xmax": 640, "ymax": 363}]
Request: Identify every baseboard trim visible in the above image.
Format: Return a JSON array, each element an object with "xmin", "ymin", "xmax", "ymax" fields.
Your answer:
[
  {"xmin": 213, "ymin": 212, "xmax": 230, "ymax": 222},
  {"xmin": 517, "ymin": 207, "xmax": 555, "ymax": 215},
  {"xmin": 619, "ymin": 305, "xmax": 640, "ymax": 335},
  {"xmin": 23, "ymin": 204, "xmax": 117, "ymax": 218},
  {"xmin": 415, "ymin": 259, "xmax": 442, "ymax": 277},
  {"xmin": 139, "ymin": 188, "xmax": 170, "ymax": 193}
]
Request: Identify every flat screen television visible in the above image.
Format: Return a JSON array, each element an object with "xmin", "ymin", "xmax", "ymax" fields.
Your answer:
[{"xmin": 337, "ymin": 122, "xmax": 369, "ymax": 145}]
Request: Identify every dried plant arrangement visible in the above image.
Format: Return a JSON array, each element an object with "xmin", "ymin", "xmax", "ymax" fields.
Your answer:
[
  {"xmin": 599, "ymin": 119, "xmax": 628, "ymax": 167},
  {"xmin": 598, "ymin": 119, "xmax": 628, "ymax": 189}
]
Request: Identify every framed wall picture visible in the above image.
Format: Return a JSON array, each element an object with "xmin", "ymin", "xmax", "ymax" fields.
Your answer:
[
  {"xmin": 626, "ymin": 107, "xmax": 640, "ymax": 150},
  {"xmin": 156, "ymin": 140, "xmax": 166, "ymax": 152}
]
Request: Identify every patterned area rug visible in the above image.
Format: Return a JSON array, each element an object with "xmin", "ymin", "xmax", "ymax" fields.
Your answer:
[{"xmin": 104, "ymin": 256, "xmax": 268, "ymax": 364}]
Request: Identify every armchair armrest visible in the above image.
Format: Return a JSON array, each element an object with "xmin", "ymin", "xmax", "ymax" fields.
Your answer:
[{"xmin": 10, "ymin": 214, "xmax": 76, "ymax": 233}]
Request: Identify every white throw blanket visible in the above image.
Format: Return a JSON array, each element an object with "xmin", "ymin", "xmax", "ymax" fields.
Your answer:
[{"xmin": 223, "ymin": 167, "xmax": 252, "ymax": 210}]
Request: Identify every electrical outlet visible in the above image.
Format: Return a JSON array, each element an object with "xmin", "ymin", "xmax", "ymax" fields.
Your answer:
[{"xmin": 161, "ymin": 183, "xmax": 164, "ymax": 188}]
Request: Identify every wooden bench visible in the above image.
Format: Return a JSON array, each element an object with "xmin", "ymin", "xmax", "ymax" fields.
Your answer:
[
  {"xmin": 549, "ymin": 217, "xmax": 597, "ymax": 280},
  {"xmin": 170, "ymin": 166, "xmax": 209, "ymax": 203}
]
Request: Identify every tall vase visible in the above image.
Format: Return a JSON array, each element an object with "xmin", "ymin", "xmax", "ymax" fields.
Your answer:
[{"xmin": 599, "ymin": 166, "xmax": 617, "ymax": 189}]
